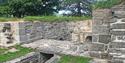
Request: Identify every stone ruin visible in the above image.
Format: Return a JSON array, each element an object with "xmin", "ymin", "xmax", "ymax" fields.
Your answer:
[{"xmin": 1, "ymin": 4, "xmax": 125, "ymax": 63}]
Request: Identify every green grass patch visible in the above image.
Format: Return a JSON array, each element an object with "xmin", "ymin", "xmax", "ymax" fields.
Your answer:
[
  {"xmin": 0, "ymin": 45, "xmax": 33, "ymax": 62},
  {"xmin": 59, "ymin": 55, "xmax": 92, "ymax": 63},
  {"xmin": 0, "ymin": 17, "xmax": 20, "ymax": 22},
  {"xmin": 93, "ymin": 0, "xmax": 122, "ymax": 9},
  {"xmin": 24, "ymin": 16, "xmax": 92, "ymax": 22},
  {"xmin": 0, "ymin": 16, "xmax": 91, "ymax": 22}
]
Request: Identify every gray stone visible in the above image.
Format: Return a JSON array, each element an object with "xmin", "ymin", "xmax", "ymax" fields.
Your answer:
[
  {"xmin": 98, "ymin": 35, "xmax": 111, "ymax": 44},
  {"xmin": 19, "ymin": 35, "xmax": 28, "ymax": 43},
  {"xmin": 92, "ymin": 25, "xmax": 110, "ymax": 34},
  {"xmin": 90, "ymin": 43, "xmax": 105, "ymax": 51},
  {"xmin": 92, "ymin": 35, "xmax": 99, "ymax": 42}
]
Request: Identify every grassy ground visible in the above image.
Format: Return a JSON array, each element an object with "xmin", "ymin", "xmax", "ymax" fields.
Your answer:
[
  {"xmin": 0, "ymin": 45, "xmax": 33, "ymax": 62},
  {"xmin": 0, "ymin": 16, "xmax": 91, "ymax": 22},
  {"xmin": 58, "ymin": 55, "xmax": 91, "ymax": 63},
  {"xmin": 93, "ymin": 0, "xmax": 122, "ymax": 9}
]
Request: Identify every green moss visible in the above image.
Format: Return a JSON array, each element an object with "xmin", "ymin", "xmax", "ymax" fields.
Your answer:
[
  {"xmin": 59, "ymin": 55, "xmax": 92, "ymax": 63},
  {"xmin": 0, "ymin": 45, "xmax": 33, "ymax": 62},
  {"xmin": 93, "ymin": 0, "xmax": 122, "ymax": 9}
]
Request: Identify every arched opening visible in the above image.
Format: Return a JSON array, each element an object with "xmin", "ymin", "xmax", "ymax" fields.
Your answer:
[{"xmin": 85, "ymin": 36, "xmax": 92, "ymax": 42}]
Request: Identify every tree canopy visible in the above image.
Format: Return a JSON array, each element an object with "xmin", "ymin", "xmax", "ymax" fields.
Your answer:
[{"xmin": 0, "ymin": 0, "xmax": 59, "ymax": 17}]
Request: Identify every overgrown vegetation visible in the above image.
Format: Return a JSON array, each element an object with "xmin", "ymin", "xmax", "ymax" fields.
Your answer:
[
  {"xmin": 59, "ymin": 55, "xmax": 91, "ymax": 63},
  {"xmin": 0, "ymin": 45, "xmax": 33, "ymax": 62},
  {"xmin": 93, "ymin": 0, "xmax": 122, "ymax": 9}
]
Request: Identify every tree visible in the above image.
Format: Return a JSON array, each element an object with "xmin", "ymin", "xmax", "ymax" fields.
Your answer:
[
  {"xmin": 7, "ymin": 0, "xmax": 59, "ymax": 17},
  {"xmin": 61, "ymin": 0, "xmax": 92, "ymax": 16}
]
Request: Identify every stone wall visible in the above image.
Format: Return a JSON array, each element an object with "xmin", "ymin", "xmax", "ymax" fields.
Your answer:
[
  {"xmin": 18, "ymin": 20, "xmax": 92, "ymax": 43},
  {"xmin": 0, "ymin": 20, "xmax": 92, "ymax": 47},
  {"xmin": 91, "ymin": 4, "xmax": 125, "ymax": 63}
]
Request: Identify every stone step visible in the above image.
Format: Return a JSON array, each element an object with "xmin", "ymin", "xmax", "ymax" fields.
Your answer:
[{"xmin": 109, "ymin": 42, "xmax": 125, "ymax": 48}]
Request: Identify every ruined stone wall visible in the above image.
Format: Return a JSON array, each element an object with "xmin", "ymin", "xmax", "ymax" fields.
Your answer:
[
  {"xmin": 0, "ymin": 20, "xmax": 92, "ymax": 46},
  {"xmin": 18, "ymin": 20, "xmax": 92, "ymax": 43}
]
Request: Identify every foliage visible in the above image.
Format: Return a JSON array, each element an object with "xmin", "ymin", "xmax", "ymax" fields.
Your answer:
[
  {"xmin": 24, "ymin": 16, "xmax": 92, "ymax": 22},
  {"xmin": 0, "ymin": 0, "xmax": 59, "ymax": 17},
  {"xmin": 0, "ymin": 45, "xmax": 33, "ymax": 62},
  {"xmin": 93, "ymin": 0, "xmax": 122, "ymax": 9},
  {"xmin": 59, "ymin": 55, "xmax": 91, "ymax": 63}
]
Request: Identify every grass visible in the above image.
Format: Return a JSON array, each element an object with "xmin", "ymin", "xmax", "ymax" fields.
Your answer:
[
  {"xmin": 0, "ymin": 16, "xmax": 91, "ymax": 22},
  {"xmin": 58, "ymin": 55, "xmax": 92, "ymax": 63},
  {"xmin": 0, "ymin": 45, "xmax": 33, "ymax": 62},
  {"xmin": 93, "ymin": 0, "xmax": 122, "ymax": 9},
  {"xmin": 0, "ymin": 17, "xmax": 20, "ymax": 22},
  {"xmin": 0, "ymin": 48, "xmax": 8, "ymax": 54},
  {"xmin": 24, "ymin": 16, "xmax": 91, "ymax": 22}
]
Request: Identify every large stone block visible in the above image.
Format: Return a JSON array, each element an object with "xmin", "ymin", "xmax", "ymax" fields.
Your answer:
[{"xmin": 98, "ymin": 35, "xmax": 111, "ymax": 44}]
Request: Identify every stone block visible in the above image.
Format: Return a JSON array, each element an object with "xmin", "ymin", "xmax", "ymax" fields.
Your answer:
[
  {"xmin": 90, "ymin": 43, "xmax": 105, "ymax": 51},
  {"xmin": 89, "ymin": 51, "xmax": 101, "ymax": 58},
  {"xmin": 108, "ymin": 48, "xmax": 125, "ymax": 54},
  {"xmin": 109, "ymin": 42, "xmax": 125, "ymax": 48},
  {"xmin": 111, "ymin": 35, "xmax": 125, "ymax": 42},
  {"xmin": 92, "ymin": 35, "xmax": 99, "ymax": 42},
  {"xmin": 113, "ymin": 10, "xmax": 125, "ymax": 18},
  {"xmin": 110, "ymin": 30, "xmax": 125, "ymax": 35},
  {"xmin": 111, "ymin": 23, "xmax": 125, "ymax": 29},
  {"xmin": 99, "ymin": 35, "xmax": 111, "ymax": 44}
]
